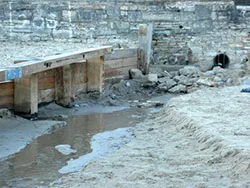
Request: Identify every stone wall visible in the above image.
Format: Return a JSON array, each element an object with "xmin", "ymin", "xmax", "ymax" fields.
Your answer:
[{"xmin": 0, "ymin": 0, "xmax": 250, "ymax": 69}]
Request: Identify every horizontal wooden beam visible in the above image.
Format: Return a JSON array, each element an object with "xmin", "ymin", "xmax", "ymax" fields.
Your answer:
[{"xmin": 0, "ymin": 46, "xmax": 112, "ymax": 82}]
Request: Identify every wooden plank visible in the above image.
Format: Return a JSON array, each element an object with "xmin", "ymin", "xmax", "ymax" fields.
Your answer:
[
  {"xmin": 14, "ymin": 74, "xmax": 38, "ymax": 114},
  {"xmin": 71, "ymin": 63, "xmax": 88, "ymax": 95},
  {"xmin": 38, "ymin": 88, "xmax": 55, "ymax": 104},
  {"xmin": 55, "ymin": 65, "xmax": 74, "ymax": 107},
  {"xmin": 0, "ymin": 69, "xmax": 6, "ymax": 81},
  {"xmin": 0, "ymin": 96, "xmax": 14, "ymax": 109},
  {"xmin": 104, "ymin": 56, "xmax": 137, "ymax": 69},
  {"xmin": 14, "ymin": 57, "xmax": 41, "ymax": 64},
  {"xmin": 0, "ymin": 82, "xmax": 14, "ymax": 109},
  {"xmin": 0, "ymin": 46, "xmax": 112, "ymax": 82},
  {"xmin": 87, "ymin": 56, "xmax": 104, "ymax": 93},
  {"xmin": 38, "ymin": 69, "xmax": 55, "ymax": 90},
  {"xmin": 138, "ymin": 24, "xmax": 153, "ymax": 74},
  {"xmin": 104, "ymin": 65, "xmax": 137, "ymax": 78},
  {"xmin": 104, "ymin": 48, "xmax": 137, "ymax": 61},
  {"xmin": 0, "ymin": 81, "xmax": 14, "ymax": 97}
]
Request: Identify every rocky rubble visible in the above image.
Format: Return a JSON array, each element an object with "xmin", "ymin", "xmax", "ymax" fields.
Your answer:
[
  {"xmin": 78, "ymin": 65, "xmax": 244, "ymax": 108},
  {"xmin": 137, "ymin": 65, "xmax": 243, "ymax": 94}
]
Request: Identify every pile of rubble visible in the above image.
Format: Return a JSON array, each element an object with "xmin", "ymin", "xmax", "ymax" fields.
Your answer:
[
  {"xmin": 130, "ymin": 66, "xmax": 242, "ymax": 94},
  {"xmin": 79, "ymin": 65, "xmax": 244, "ymax": 108}
]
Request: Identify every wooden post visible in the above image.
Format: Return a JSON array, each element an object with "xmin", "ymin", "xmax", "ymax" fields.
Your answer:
[
  {"xmin": 71, "ymin": 62, "xmax": 88, "ymax": 95},
  {"xmin": 14, "ymin": 74, "xmax": 38, "ymax": 114},
  {"xmin": 87, "ymin": 56, "xmax": 104, "ymax": 93},
  {"xmin": 138, "ymin": 24, "xmax": 153, "ymax": 74},
  {"xmin": 55, "ymin": 65, "xmax": 74, "ymax": 107}
]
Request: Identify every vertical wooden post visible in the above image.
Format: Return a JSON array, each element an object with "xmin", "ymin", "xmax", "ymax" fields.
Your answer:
[
  {"xmin": 71, "ymin": 62, "xmax": 88, "ymax": 95},
  {"xmin": 138, "ymin": 24, "xmax": 153, "ymax": 74},
  {"xmin": 14, "ymin": 74, "xmax": 38, "ymax": 114},
  {"xmin": 55, "ymin": 64, "xmax": 74, "ymax": 107},
  {"xmin": 87, "ymin": 56, "xmax": 104, "ymax": 93}
]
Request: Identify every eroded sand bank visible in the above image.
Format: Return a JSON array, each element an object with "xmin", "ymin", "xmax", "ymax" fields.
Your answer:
[{"xmin": 50, "ymin": 86, "xmax": 250, "ymax": 188}]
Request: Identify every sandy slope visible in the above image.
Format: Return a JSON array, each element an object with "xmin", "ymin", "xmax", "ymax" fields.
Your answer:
[{"xmin": 51, "ymin": 85, "xmax": 250, "ymax": 187}]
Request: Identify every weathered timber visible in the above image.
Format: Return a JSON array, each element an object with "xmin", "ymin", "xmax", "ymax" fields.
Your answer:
[
  {"xmin": 14, "ymin": 74, "xmax": 38, "ymax": 114},
  {"xmin": 104, "ymin": 57, "xmax": 137, "ymax": 69},
  {"xmin": 0, "ymin": 69, "xmax": 5, "ymax": 81},
  {"xmin": 0, "ymin": 46, "xmax": 112, "ymax": 82},
  {"xmin": 104, "ymin": 56, "xmax": 137, "ymax": 77},
  {"xmin": 38, "ymin": 89, "xmax": 55, "ymax": 104},
  {"xmin": 38, "ymin": 69, "xmax": 55, "ymax": 90},
  {"xmin": 0, "ymin": 82, "xmax": 14, "ymax": 109},
  {"xmin": 105, "ymin": 65, "xmax": 137, "ymax": 78},
  {"xmin": 55, "ymin": 65, "xmax": 74, "ymax": 107},
  {"xmin": 71, "ymin": 63, "xmax": 88, "ymax": 95},
  {"xmin": 87, "ymin": 56, "xmax": 104, "ymax": 93},
  {"xmin": 138, "ymin": 24, "xmax": 153, "ymax": 74}
]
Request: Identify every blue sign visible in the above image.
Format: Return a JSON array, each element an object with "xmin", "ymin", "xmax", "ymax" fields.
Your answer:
[{"xmin": 5, "ymin": 68, "xmax": 22, "ymax": 80}]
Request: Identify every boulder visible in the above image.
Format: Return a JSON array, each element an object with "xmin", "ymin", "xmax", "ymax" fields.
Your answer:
[
  {"xmin": 147, "ymin": 74, "xmax": 158, "ymax": 83},
  {"xmin": 168, "ymin": 84, "xmax": 187, "ymax": 93},
  {"xmin": 213, "ymin": 76, "xmax": 223, "ymax": 83},
  {"xmin": 212, "ymin": 66, "xmax": 227, "ymax": 74},
  {"xmin": 129, "ymin": 68, "xmax": 143, "ymax": 79},
  {"xmin": 173, "ymin": 75, "xmax": 193, "ymax": 86},
  {"xmin": 157, "ymin": 77, "xmax": 177, "ymax": 92},
  {"xmin": 197, "ymin": 78, "xmax": 216, "ymax": 87},
  {"xmin": 179, "ymin": 66, "xmax": 201, "ymax": 78},
  {"xmin": 202, "ymin": 70, "xmax": 216, "ymax": 77}
]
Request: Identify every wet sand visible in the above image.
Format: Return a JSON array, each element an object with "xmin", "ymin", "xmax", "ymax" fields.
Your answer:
[
  {"xmin": 0, "ymin": 116, "xmax": 66, "ymax": 161},
  {"xmin": 50, "ymin": 86, "xmax": 250, "ymax": 188}
]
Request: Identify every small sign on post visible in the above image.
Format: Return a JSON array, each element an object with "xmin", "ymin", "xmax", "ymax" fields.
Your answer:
[
  {"xmin": 138, "ymin": 24, "xmax": 153, "ymax": 74},
  {"xmin": 5, "ymin": 68, "xmax": 22, "ymax": 81}
]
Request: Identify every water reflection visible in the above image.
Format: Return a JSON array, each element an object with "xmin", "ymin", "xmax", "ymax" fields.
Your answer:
[{"xmin": 0, "ymin": 108, "xmax": 146, "ymax": 188}]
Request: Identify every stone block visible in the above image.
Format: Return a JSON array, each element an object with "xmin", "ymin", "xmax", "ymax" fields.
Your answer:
[
  {"xmin": 106, "ymin": 6, "xmax": 121, "ymax": 19},
  {"xmin": 128, "ymin": 11, "xmax": 142, "ymax": 22},
  {"xmin": 78, "ymin": 10, "xmax": 92, "ymax": 21},
  {"xmin": 147, "ymin": 74, "xmax": 158, "ymax": 83}
]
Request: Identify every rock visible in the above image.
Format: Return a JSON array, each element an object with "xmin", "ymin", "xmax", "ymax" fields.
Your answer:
[
  {"xmin": 55, "ymin": 145, "xmax": 77, "ymax": 155},
  {"xmin": 197, "ymin": 78, "xmax": 216, "ymax": 87},
  {"xmin": 137, "ymin": 100, "xmax": 164, "ymax": 108},
  {"xmin": 147, "ymin": 74, "xmax": 158, "ymax": 83},
  {"xmin": 202, "ymin": 70, "xmax": 215, "ymax": 77},
  {"xmin": 241, "ymin": 76, "xmax": 250, "ymax": 87},
  {"xmin": 107, "ymin": 98, "xmax": 118, "ymax": 106},
  {"xmin": 126, "ymin": 81, "xmax": 131, "ymax": 87},
  {"xmin": 168, "ymin": 84, "xmax": 187, "ymax": 93},
  {"xmin": 173, "ymin": 75, "xmax": 192, "ymax": 86},
  {"xmin": 129, "ymin": 68, "xmax": 143, "ymax": 79},
  {"xmin": 179, "ymin": 66, "xmax": 201, "ymax": 78},
  {"xmin": 157, "ymin": 77, "xmax": 177, "ymax": 92},
  {"xmin": 148, "ymin": 128, "xmax": 154, "ymax": 131},
  {"xmin": 212, "ymin": 66, "xmax": 227, "ymax": 74},
  {"xmin": 58, "ymin": 114, "xmax": 68, "ymax": 119},
  {"xmin": 0, "ymin": 109, "xmax": 12, "ymax": 118},
  {"xmin": 213, "ymin": 76, "xmax": 222, "ymax": 83},
  {"xmin": 226, "ymin": 78, "xmax": 233, "ymax": 85},
  {"xmin": 158, "ymin": 77, "xmax": 171, "ymax": 84},
  {"xmin": 158, "ymin": 71, "xmax": 173, "ymax": 78}
]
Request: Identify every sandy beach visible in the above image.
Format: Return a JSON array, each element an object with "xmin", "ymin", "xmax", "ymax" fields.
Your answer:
[{"xmin": 50, "ymin": 85, "xmax": 250, "ymax": 188}]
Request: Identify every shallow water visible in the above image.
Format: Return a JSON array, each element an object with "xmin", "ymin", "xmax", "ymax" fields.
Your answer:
[{"xmin": 0, "ymin": 108, "xmax": 147, "ymax": 188}]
